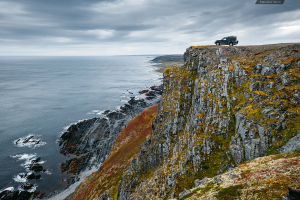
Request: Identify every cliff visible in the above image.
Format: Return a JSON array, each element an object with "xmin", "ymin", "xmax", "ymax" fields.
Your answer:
[
  {"xmin": 65, "ymin": 105, "xmax": 158, "ymax": 200},
  {"xmin": 56, "ymin": 86, "xmax": 162, "ymax": 192},
  {"xmin": 116, "ymin": 43, "xmax": 300, "ymax": 199}
]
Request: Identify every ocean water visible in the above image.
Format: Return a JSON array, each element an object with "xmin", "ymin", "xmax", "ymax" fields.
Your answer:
[{"xmin": 0, "ymin": 56, "xmax": 162, "ymax": 194}]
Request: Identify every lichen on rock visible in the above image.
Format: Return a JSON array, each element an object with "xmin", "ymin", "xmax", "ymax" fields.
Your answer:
[{"xmin": 117, "ymin": 43, "xmax": 300, "ymax": 199}]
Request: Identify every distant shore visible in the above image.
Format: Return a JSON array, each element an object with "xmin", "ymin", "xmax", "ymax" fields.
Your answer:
[{"xmin": 150, "ymin": 54, "xmax": 184, "ymax": 73}]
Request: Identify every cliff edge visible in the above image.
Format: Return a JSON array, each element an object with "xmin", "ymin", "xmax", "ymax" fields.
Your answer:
[{"xmin": 117, "ymin": 43, "xmax": 300, "ymax": 199}]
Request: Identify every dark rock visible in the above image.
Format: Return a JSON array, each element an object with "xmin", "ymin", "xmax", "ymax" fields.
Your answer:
[
  {"xmin": 103, "ymin": 110, "xmax": 110, "ymax": 115},
  {"xmin": 23, "ymin": 135, "xmax": 34, "ymax": 143},
  {"xmin": 14, "ymin": 135, "xmax": 44, "ymax": 148},
  {"xmin": 58, "ymin": 84, "xmax": 162, "ymax": 188},
  {"xmin": 20, "ymin": 183, "xmax": 35, "ymax": 190},
  {"xmin": 0, "ymin": 189, "xmax": 45, "ymax": 200},
  {"xmin": 0, "ymin": 190, "xmax": 32, "ymax": 200},
  {"xmin": 283, "ymin": 186, "xmax": 300, "ymax": 200},
  {"xmin": 29, "ymin": 164, "xmax": 43, "ymax": 172},
  {"xmin": 31, "ymin": 157, "xmax": 41, "ymax": 163},
  {"xmin": 145, "ymin": 90, "xmax": 156, "ymax": 97},
  {"xmin": 26, "ymin": 173, "xmax": 41, "ymax": 180},
  {"xmin": 139, "ymin": 89, "xmax": 149, "ymax": 94},
  {"xmin": 106, "ymin": 111, "xmax": 126, "ymax": 120}
]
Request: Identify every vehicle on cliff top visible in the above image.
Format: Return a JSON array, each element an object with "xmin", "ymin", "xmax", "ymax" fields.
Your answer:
[{"xmin": 215, "ymin": 36, "xmax": 238, "ymax": 46}]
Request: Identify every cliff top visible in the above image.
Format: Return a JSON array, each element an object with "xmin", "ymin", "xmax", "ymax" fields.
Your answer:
[{"xmin": 189, "ymin": 43, "xmax": 300, "ymax": 56}]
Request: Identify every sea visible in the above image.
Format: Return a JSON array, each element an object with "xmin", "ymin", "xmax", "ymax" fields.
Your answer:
[{"xmin": 0, "ymin": 56, "xmax": 162, "ymax": 195}]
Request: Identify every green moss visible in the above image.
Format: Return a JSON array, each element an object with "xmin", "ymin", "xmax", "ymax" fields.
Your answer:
[
  {"xmin": 217, "ymin": 135, "xmax": 224, "ymax": 141},
  {"xmin": 203, "ymin": 164, "xmax": 209, "ymax": 170},
  {"xmin": 273, "ymin": 149, "xmax": 300, "ymax": 160},
  {"xmin": 215, "ymin": 184, "xmax": 244, "ymax": 200}
]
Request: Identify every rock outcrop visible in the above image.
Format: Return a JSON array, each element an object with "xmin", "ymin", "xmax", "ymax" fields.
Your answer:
[
  {"xmin": 58, "ymin": 85, "xmax": 162, "ymax": 187},
  {"xmin": 117, "ymin": 43, "xmax": 300, "ymax": 199},
  {"xmin": 65, "ymin": 105, "xmax": 158, "ymax": 200}
]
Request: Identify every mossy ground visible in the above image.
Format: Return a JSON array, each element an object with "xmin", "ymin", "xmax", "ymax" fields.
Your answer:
[{"xmin": 185, "ymin": 150, "xmax": 300, "ymax": 200}]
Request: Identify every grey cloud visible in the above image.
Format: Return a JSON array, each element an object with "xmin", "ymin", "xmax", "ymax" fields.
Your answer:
[{"xmin": 0, "ymin": 0, "xmax": 300, "ymax": 55}]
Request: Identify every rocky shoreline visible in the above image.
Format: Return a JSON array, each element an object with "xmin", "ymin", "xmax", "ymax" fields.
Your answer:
[
  {"xmin": 0, "ymin": 85, "xmax": 163, "ymax": 200},
  {"xmin": 0, "ymin": 55, "xmax": 182, "ymax": 200},
  {"xmin": 57, "ymin": 85, "xmax": 163, "ymax": 188}
]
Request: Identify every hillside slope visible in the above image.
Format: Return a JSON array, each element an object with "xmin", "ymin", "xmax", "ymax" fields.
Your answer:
[
  {"xmin": 65, "ymin": 105, "xmax": 158, "ymax": 200},
  {"xmin": 117, "ymin": 43, "xmax": 300, "ymax": 199},
  {"xmin": 181, "ymin": 149, "xmax": 300, "ymax": 200}
]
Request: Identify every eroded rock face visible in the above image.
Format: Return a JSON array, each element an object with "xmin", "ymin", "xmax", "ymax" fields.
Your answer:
[
  {"xmin": 117, "ymin": 44, "xmax": 300, "ymax": 199},
  {"xmin": 58, "ymin": 85, "xmax": 163, "ymax": 187}
]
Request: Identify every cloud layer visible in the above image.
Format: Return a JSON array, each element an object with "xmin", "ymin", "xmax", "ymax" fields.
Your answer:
[{"xmin": 0, "ymin": 0, "xmax": 300, "ymax": 55}]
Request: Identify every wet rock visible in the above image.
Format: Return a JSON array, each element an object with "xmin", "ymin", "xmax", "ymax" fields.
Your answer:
[
  {"xmin": 14, "ymin": 135, "xmax": 45, "ymax": 148},
  {"xmin": 26, "ymin": 173, "xmax": 41, "ymax": 180},
  {"xmin": 145, "ymin": 90, "xmax": 156, "ymax": 97},
  {"xmin": 29, "ymin": 164, "xmax": 43, "ymax": 173},
  {"xmin": 21, "ymin": 183, "xmax": 35, "ymax": 190},
  {"xmin": 0, "ymin": 189, "xmax": 45, "ymax": 200},
  {"xmin": 0, "ymin": 190, "xmax": 33, "ymax": 200},
  {"xmin": 139, "ymin": 89, "xmax": 149, "ymax": 94}
]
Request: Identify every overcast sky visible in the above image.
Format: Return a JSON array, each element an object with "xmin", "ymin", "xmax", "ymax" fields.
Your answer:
[{"xmin": 0, "ymin": 0, "xmax": 299, "ymax": 56}]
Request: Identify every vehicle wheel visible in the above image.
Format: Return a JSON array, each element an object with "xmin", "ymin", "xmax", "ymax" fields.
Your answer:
[
  {"xmin": 229, "ymin": 42, "xmax": 233, "ymax": 46},
  {"xmin": 216, "ymin": 42, "xmax": 220, "ymax": 45}
]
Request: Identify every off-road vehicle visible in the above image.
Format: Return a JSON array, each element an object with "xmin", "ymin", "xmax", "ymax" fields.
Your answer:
[{"xmin": 215, "ymin": 36, "xmax": 238, "ymax": 46}]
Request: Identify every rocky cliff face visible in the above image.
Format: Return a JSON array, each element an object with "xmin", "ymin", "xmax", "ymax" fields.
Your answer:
[
  {"xmin": 117, "ymin": 43, "xmax": 300, "ymax": 199},
  {"xmin": 58, "ymin": 86, "xmax": 162, "ymax": 188},
  {"xmin": 65, "ymin": 105, "xmax": 158, "ymax": 200}
]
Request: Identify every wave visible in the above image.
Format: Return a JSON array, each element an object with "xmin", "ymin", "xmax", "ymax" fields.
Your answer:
[
  {"xmin": 13, "ymin": 173, "xmax": 27, "ymax": 183},
  {"xmin": 13, "ymin": 135, "xmax": 46, "ymax": 149},
  {"xmin": 87, "ymin": 110, "xmax": 101, "ymax": 115},
  {"xmin": 18, "ymin": 184, "xmax": 37, "ymax": 193},
  {"xmin": 0, "ymin": 187, "xmax": 14, "ymax": 193},
  {"xmin": 11, "ymin": 153, "xmax": 45, "ymax": 170}
]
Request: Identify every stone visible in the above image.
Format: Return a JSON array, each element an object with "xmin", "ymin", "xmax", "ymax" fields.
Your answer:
[
  {"xmin": 282, "ymin": 187, "xmax": 300, "ymax": 200},
  {"xmin": 194, "ymin": 177, "xmax": 208, "ymax": 187},
  {"xmin": 178, "ymin": 189, "xmax": 190, "ymax": 199},
  {"xmin": 279, "ymin": 133, "xmax": 300, "ymax": 153}
]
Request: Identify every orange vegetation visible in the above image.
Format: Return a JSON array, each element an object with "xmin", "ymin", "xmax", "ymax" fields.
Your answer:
[{"xmin": 67, "ymin": 105, "xmax": 158, "ymax": 200}]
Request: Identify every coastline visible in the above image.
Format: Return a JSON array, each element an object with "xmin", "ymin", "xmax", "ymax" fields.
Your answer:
[
  {"xmin": 47, "ymin": 165, "xmax": 98, "ymax": 200},
  {"xmin": 50, "ymin": 55, "xmax": 184, "ymax": 199},
  {"xmin": 0, "ymin": 55, "xmax": 183, "ymax": 200},
  {"xmin": 46, "ymin": 56, "xmax": 183, "ymax": 199}
]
